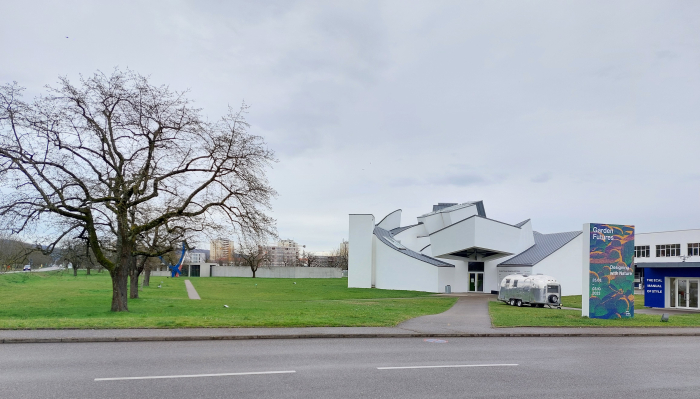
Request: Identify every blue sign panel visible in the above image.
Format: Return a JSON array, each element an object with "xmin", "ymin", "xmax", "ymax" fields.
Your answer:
[{"xmin": 644, "ymin": 276, "xmax": 665, "ymax": 308}]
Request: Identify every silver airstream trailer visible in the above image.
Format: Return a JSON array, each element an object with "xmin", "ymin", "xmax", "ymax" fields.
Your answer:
[{"xmin": 498, "ymin": 274, "xmax": 562, "ymax": 308}]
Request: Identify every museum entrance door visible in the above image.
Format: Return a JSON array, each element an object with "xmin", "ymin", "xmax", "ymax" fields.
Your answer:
[
  {"xmin": 469, "ymin": 272, "xmax": 483, "ymax": 292},
  {"xmin": 670, "ymin": 278, "xmax": 699, "ymax": 309}
]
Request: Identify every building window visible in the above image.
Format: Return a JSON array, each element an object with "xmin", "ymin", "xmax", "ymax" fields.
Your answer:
[
  {"xmin": 689, "ymin": 243, "xmax": 700, "ymax": 257},
  {"xmin": 656, "ymin": 244, "xmax": 681, "ymax": 257},
  {"xmin": 634, "ymin": 246, "xmax": 650, "ymax": 258}
]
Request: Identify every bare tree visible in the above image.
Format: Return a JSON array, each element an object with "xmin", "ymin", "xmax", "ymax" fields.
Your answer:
[
  {"xmin": 281, "ymin": 249, "xmax": 298, "ymax": 267},
  {"xmin": 0, "ymin": 70, "xmax": 277, "ymax": 311},
  {"xmin": 0, "ymin": 233, "xmax": 32, "ymax": 272},
  {"xmin": 60, "ymin": 238, "xmax": 94, "ymax": 277},
  {"xmin": 238, "ymin": 241, "xmax": 270, "ymax": 278},
  {"xmin": 333, "ymin": 240, "xmax": 349, "ymax": 270},
  {"xmin": 129, "ymin": 216, "xmax": 199, "ymax": 299},
  {"xmin": 299, "ymin": 250, "xmax": 318, "ymax": 268}
]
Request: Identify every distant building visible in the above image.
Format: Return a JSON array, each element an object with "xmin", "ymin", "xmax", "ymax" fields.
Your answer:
[
  {"xmin": 636, "ymin": 229, "xmax": 700, "ymax": 309},
  {"xmin": 210, "ymin": 238, "xmax": 233, "ymax": 265},
  {"xmin": 188, "ymin": 249, "xmax": 210, "ymax": 264},
  {"xmin": 265, "ymin": 239, "xmax": 300, "ymax": 267}
]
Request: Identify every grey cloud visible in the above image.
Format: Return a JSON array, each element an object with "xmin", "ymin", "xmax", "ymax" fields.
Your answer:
[
  {"xmin": 435, "ymin": 173, "xmax": 488, "ymax": 187},
  {"xmin": 531, "ymin": 173, "xmax": 551, "ymax": 183},
  {"xmin": 2, "ymin": 1, "xmax": 700, "ymax": 251}
]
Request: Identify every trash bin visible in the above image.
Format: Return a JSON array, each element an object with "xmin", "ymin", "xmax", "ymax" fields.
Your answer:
[{"xmin": 445, "ymin": 285, "xmax": 451, "ymax": 294}]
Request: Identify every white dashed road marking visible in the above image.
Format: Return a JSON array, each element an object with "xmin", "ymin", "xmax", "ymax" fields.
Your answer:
[
  {"xmin": 377, "ymin": 364, "xmax": 518, "ymax": 370},
  {"xmin": 95, "ymin": 370, "xmax": 296, "ymax": 381}
]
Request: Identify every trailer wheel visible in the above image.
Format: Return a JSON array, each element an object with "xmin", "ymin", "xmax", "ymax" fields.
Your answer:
[
  {"xmin": 509, "ymin": 299, "xmax": 515, "ymax": 306},
  {"xmin": 516, "ymin": 299, "xmax": 522, "ymax": 307}
]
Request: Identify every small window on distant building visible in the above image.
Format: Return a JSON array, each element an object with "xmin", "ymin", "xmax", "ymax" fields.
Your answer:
[
  {"xmin": 656, "ymin": 244, "xmax": 681, "ymax": 257},
  {"xmin": 689, "ymin": 243, "xmax": 700, "ymax": 257},
  {"xmin": 634, "ymin": 246, "xmax": 650, "ymax": 258}
]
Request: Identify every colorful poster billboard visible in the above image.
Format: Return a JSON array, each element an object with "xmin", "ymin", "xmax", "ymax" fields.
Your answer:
[{"xmin": 582, "ymin": 223, "xmax": 635, "ymax": 319}]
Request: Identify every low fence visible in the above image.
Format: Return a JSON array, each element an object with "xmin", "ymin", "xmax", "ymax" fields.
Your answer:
[{"xmin": 211, "ymin": 266, "xmax": 343, "ymax": 279}]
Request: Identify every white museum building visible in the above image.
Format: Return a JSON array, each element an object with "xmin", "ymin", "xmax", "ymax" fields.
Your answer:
[{"xmin": 348, "ymin": 202, "xmax": 584, "ymax": 295}]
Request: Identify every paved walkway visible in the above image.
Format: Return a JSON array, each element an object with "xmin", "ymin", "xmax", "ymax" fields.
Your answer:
[
  {"xmin": 184, "ymin": 280, "xmax": 200, "ymax": 300},
  {"xmin": 4, "ymin": 295, "xmax": 700, "ymax": 344}
]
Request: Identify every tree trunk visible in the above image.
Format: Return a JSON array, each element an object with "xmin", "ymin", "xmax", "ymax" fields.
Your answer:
[
  {"xmin": 86, "ymin": 267, "xmax": 91, "ymax": 275},
  {"xmin": 110, "ymin": 265, "xmax": 129, "ymax": 312},
  {"xmin": 129, "ymin": 267, "xmax": 140, "ymax": 299},
  {"xmin": 73, "ymin": 264, "xmax": 78, "ymax": 276},
  {"xmin": 252, "ymin": 267, "xmax": 256, "ymax": 278},
  {"xmin": 143, "ymin": 264, "xmax": 151, "ymax": 287}
]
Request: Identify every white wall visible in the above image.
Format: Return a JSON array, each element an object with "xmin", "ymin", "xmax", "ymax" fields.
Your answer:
[
  {"xmin": 393, "ymin": 224, "xmax": 426, "ymax": 252},
  {"xmin": 429, "ymin": 216, "xmax": 523, "ymax": 260},
  {"xmin": 212, "ymin": 266, "xmax": 343, "ymax": 278},
  {"xmin": 373, "ymin": 236, "xmax": 448, "ymax": 292},
  {"xmin": 635, "ymin": 229, "xmax": 700, "ymax": 264},
  {"xmin": 376, "ymin": 209, "xmax": 402, "ymax": 230},
  {"xmin": 533, "ymin": 234, "xmax": 583, "ymax": 296},
  {"xmin": 348, "ymin": 214, "xmax": 375, "ymax": 288},
  {"xmin": 422, "ymin": 212, "xmax": 445, "ymax": 234},
  {"xmin": 442, "ymin": 204, "xmax": 478, "ymax": 226}
]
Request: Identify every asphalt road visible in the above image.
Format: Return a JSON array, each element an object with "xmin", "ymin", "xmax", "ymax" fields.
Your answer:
[{"xmin": 1, "ymin": 337, "xmax": 697, "ymax": 398}]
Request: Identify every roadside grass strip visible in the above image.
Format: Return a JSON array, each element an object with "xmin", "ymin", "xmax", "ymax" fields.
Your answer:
[
  {"xmin": 95, "ymin": 370, "xmax": 295, "ymax": 381},
  {"xmin": 377, "ymin": 364, "xmax": 518, "ymax": 370},
  {"xmin": 489, "ymin": 297, "xmax": 700, "ymax": 327},
  {"xmin": 0, "ymin": 271, "xmax": 456, "ymax": 329}
]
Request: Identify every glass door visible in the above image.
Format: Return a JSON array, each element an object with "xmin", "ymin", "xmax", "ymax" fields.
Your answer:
[
  {"xmin": 672, "ymin": 278, "xmax": 700, "ymax": 309},
  {"xmin": 469, "ymin": 273, "xmax": 483, "ymax": 292},
  {"xmin": 678, "ymin": 279, "xmax": 687, "ymax": 308}
]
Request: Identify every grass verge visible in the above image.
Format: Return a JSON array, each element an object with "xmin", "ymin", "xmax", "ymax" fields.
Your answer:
[
  {"xmin": 489, "ymin": 297, "xmax": 700, "ymax": 327},
  {"xmin": 0, "ymin": 271, "xmax": 456, "ymax": 329},
  {"xmin": 560, "ymin": 295, "xmax": 645, "ymax": 310}
]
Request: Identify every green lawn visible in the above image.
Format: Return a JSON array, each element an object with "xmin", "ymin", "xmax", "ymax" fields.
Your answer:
[
  {"xmin": 0, "ymin": 271, "xmax": 456, "ymax": 329},
  {"xmin": 489, "ymin": 296, "xmax": 700, "ymax": 327}
]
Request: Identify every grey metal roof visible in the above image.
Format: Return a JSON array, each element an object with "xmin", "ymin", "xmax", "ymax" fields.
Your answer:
[
  {"xmin": 390, "ymin": 223, "xmax": 421, "ymax": 236},
  {"xmin": 474, "ymin": 200, "xmax": 486, "ymax": 217},
  {"xmin": 498, "ymin": 230, "xmax": 582, "ymax": 267},
  {"xmin": 432, "ymin": 203, "xmax": 458, "ymax": 212},
  {"xmin": 374, "ymin": 226, "xmax": 453, "ymax": 267},
  {"xmin": 420, "ymin": 201, "xmax": 485, "ymax": 218},
  {"xmin": 513, "ymin": 219, "xmax": 530, "ymax": 228}
]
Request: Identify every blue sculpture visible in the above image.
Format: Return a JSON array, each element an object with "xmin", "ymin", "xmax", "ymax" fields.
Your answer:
[{"xmin": 159, "ymin": 241, "xmax": 189, "ymax": 278}]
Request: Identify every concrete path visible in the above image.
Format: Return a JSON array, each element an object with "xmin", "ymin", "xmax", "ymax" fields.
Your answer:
[
  {"xmin": 184, "ymin": 280, "xmax": 200, "ymax": 299},
  {"xmin": 398, "ymin": 294, "xmax": 492, "ymax": 334},
  {"xmin": 5, "ymin": 294, "xmax": 700, "ymax": 343}
]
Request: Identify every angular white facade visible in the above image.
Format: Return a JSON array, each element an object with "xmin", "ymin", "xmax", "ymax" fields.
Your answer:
[{"xmin": 348, "ymin": 202, "xmax": 585, "ymax": 295}]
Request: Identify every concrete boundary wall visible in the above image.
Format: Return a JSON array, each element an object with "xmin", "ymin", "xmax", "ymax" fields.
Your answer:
[{"xmin": 212, "ymin": 266, "xmax": 343, "ymax": 278}]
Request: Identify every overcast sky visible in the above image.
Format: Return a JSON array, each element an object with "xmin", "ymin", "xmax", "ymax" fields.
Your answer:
[{"xmin": 2, "ymin": 1, "xmax": 699, "ymax": 251}]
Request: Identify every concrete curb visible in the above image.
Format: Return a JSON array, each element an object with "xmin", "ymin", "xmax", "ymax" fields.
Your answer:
[{"xmin": 4, "ymin": 331, "xmax": 700, "ymax": 344}]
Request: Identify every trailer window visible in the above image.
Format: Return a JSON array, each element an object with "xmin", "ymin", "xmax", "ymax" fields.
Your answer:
[
  {"xmin": 513, "ymin": 280, "xmax": 518, "ymax": 288},
  {"xmin": 547, "ymin": 285, "xmax": 558, "ymax": 293},
  {"xmin": 505, "ymin": 279, "xmax": 510, "ymax": 286}
]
